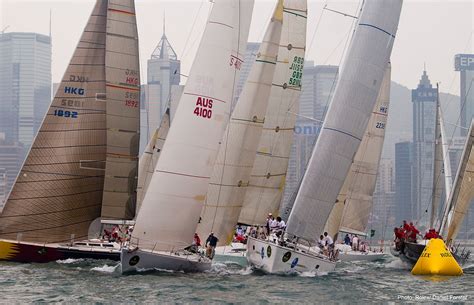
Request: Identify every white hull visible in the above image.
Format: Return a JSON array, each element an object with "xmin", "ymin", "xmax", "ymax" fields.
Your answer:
[
  {"xmin": 246, "ymin": 237, "xmax": 336, "ymax": 274},
  {"xmin": 213, "ymin": 243, "xmax": 248, "ymax": 266},
  {"xmin": 338, "ymin": 251, "xmax": 385, "ymax": 262},
  {"xmin": 120, "ymin": 248, "xmax": 211, "ymax": 273}
]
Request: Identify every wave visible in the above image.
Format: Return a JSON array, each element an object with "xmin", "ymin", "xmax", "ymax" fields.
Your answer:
[
  {"xmin": 91, "ymin": 264, "xmax": 118, "ymax": 273},
  {"xmin": 56, "ymin": 258, "xmax": 84, "ymax": 264},
  {"xmin": 384, "ymin": 259, "xmax": 411, "ymax": 270}
]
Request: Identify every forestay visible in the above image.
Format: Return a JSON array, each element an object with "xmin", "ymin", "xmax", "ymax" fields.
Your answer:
[
  {"xmin": 238, "ymin": 0, "xmax": 307, "ymax": 226},
  {"xmin": 0, "ymin": 0, "xmax": 108, "ymax": 243},
  {"xmin": 197, "ymin": 0, "xmax": 283, "ymax": 245},
  {"xmin": 101, "ymin": 0, "xmax": 141, "ymax": 220},
  {"xmin": 286, "ymin": 0, "xmax": 403, "ymax": 243},
  {"xmin": 131, "ymin": 0, "xmax": 254, "ymax": 251}
]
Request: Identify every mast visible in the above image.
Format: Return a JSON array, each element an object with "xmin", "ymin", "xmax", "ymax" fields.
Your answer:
[
  {"xmin": 0, "ymin": 0, "xmax": 108, "ymax": 243},
  {"xmin": 197, "ymin": 0, "xmax": 284, "ymax": 244},
  {"xmin": 286, "ymin": 0, "xmax": 403, "ymax": 243},
  {"xmin": 101, "ymin": 0, "xmax": 141, "ymax": 220},
  {"xmin": 238, "ymin": 0, "xmax": 308, "ymax": 226},
  {"xmin": 131, "ymin": 0, "xmax": 254, "ymax": 251}
]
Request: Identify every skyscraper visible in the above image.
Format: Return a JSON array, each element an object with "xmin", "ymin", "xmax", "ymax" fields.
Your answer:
[
  {"xmin": 455, "ymin": 54, "xmax": 474, "ymax": 137},
  {"xmin": 412, "ymin": 70, "xmax": 438, "ymax": 223},
  {"xmin": 395, "ymin": 141, "xmax": 413, "ymax": 224},
  {"xmin": 0, "ymin": 32, "xmax": 52, "ymax": 147},
  {"xmin": 141, "ymin": 25, "xmax": 181, "ymax": 153}
]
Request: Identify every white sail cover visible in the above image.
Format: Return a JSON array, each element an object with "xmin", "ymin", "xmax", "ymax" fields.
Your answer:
[
  {"xmin": 132, "ymin": 0, "xmax": 254, "ymax": 251},
  {"xmin": 238, "ymin": 0, "xmax": 307, "ymax": 226},
  {"xmin": 101, "ymin": 0, "xmax": 141, "ymax": 220},
  {"xmin": 430, "ymin": 95, "xmax": 443, "ymax": 228},
  {"xmin": 286, "ymin": 0, "xmax": 402, "ymax": 242},
  {"xmin": 445, "ymin": 121, "xmax": 474, "ymax": 241},
  {"xmin": 325, "ymin": 63, "xmax": 391, "ymax": 238},
  {"xmin": 136, "ymin": 109, "xmax": 170, "ymax": 214},
  {"xmin": 0, "ymin": 0, "xmax": 108, "ymax": 243},
  {"xmin": 197, "ymin": 0, "xmax": 283, "ymax": 244}
]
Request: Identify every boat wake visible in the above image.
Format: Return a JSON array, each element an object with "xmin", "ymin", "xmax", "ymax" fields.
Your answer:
[
  {"xmin": 91, "ymin": 264, "xmax": 119, "ymax": 273},
  {"xmin": 207, "ymin": 262, "xmax": 253, "ymax": 275},
  {"xmin": 56, "ymin": 258, "xmax": 84, "ymax": 264},
  {"xmin": 384, "ymin": 259, "xmax": 412, "ymax": 270}
]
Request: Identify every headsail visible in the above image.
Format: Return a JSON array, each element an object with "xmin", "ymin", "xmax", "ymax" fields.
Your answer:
[
  {"xmin": 101, "ymin": 0, "xmax": 141, "ymax": 220},
  {"xmin": 286, "ymin": 0, "xmax": 402, "ymax": 243},
  {"xmin": 325, "ymin": 62, "xmax": 391, "ymax": 238},
  {"xmin": 430, "ymin": 89, "xmax": 443, "ymax": 228},
  {"xmin": 238, "ymin": 0, "xmax": 308, "ymax": 226},
  {"xmin": 0, "ymin": 0, "xmax": 108, "ymax": 243},
  {"xmin": 197, "ymin": 0, "xmax": 283, "ymax": 244},
  {"xmin": 443, "ymin": 120, "xmax": 474, "ymax": 241},
  {"xmin": 136, "ymin": 109, "xmax": 170, "ymax": 213},
  {"xmin": 131, "ymin": 0, "xmax": 254, "ymax": 251}
]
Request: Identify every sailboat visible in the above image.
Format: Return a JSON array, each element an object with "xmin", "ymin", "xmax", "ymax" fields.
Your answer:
[
  {"xmin": 120, "ymin": 0, "xmax": 254, "ymax": 273},
  {"xmin": 246, "ymin": 0, "xmax": 403, "ymax": 273},
  {"xmin": 0, "ymin": 0, "xmax": 141, "ymax": 263},
  {"xmin": 324, "ymin": 63, "xmax": 392, "ymax": 262}
]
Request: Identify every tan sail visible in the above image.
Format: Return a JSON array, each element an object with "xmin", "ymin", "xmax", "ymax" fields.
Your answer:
[
  {"xmin": 136, "ymin": 109, "xmax": 170, "ymax": 213},
  {"xmin": 101, "ymin": 0, "xmax": 141, "ymax": 220},
  {"xmin": 0, "ymin": 0, "xmax": 108, "ymax": 243},
  {"xmin": 446, "ymin": 120, "xmax": 474, "ymax": 241},
  {"xmin": 238, "ymin": 0, "xmax": 307, "ymax": 226}
]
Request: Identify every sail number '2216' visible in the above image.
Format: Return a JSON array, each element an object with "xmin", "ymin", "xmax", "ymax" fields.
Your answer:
[{"xmin": 194, "ymin": 97, "xmax": 213, "ymax": 119}]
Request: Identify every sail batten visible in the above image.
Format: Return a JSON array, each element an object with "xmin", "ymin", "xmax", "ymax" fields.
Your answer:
[
  {"xmin": 238, "ymin": 0, "xmax": 307, "ymax": 226},
  {"xmin": 286, "ymin": 0, "xmax": 402, "ymax": 242},
  {"xmin": 0, "ymin": 0, "xmax": 109, "ymax": 243}
]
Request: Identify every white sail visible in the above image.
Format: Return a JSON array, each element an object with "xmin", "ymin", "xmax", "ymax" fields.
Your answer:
[
  {"xmin": 131, "ymin": 0, "xmax": 254, "ymax": 251},
  {"xmin": 286, "ymin": 0, "xmax": 402, "ymax": 242},
  {"xmin": 325, "ymin": 62, "xmax": 391, "ymax": 238},
  {"xmin": 444, "ymin": 121, "xmax": 474, "ymax": 241},
  {"xmin": 238, "ymin": 0, "xmax": 307, "ymax": 226},
  {"xmin": 440, "ymin": 107, "xmax": 453, "ymax": 207},
  {"xmin": 101, "ymin": 0, "xmax": 141, "ymax": 220},
  {"xmin": 197, "ymin": 0, "xmax": 283, "ymax": 244},
  {"xmin": 430, "ymin": 93, "xmax": 443, "ymax": 228},
  {"xmin": 136, "ymin": 109, "xmax": 170, "ymax": 213}
]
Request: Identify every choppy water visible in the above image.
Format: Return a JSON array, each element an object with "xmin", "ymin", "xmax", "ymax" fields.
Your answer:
[{"xmin": 1, "ymin": 256, "xmax": 473, "ymax": 303}]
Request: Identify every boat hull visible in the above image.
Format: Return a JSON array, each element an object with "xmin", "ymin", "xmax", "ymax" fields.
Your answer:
[
  {"xmin": 213, "ymin": 243, "xmax": 248, "ymax": 266},
  {"xmin": 0, "ymin": 239, "xmax": 120, "ymax": 263},
  {"xmin": 120, "ymin": 248, "xmax": 211, "ymax": 273},
  {"xmin": 338, "ymin": 251, "xmax": 386, "ymax": 262},
  {"xmin": 246, "ymin": 236, "xmax": 336, "ymax": 273}
]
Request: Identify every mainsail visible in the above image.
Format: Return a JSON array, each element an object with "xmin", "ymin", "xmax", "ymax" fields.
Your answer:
[
  {"xmin": 286, "ymin": 0, "xmax": 402, "ymax": 243},
  {"xmin": 430, "ymin": 91, "xmax": 443, "ymax": 228},
  {"xmin": 136, "ymin": 109, "xmax": 170, "ymax": 213},
  {"xmin": 238, "ymin": 0, "xmax": 307, "ymax": 226},
  {"xmin": 101, "ymin": 0, "xmax": 141, "ymax": 220},
  {"xmin": 442, "ymin": 120, "xmax": 474, "ymax": 241},
  {"xmin": 131, "ymin": 0, "xmax": 254, "ymax": 251},
  {"xmin": 197, "ymin": 0, "xmax": 283, "ymax": 244},
  {"xmin": 325, "ymin": 62, "xmax": 391, "ymax": 238},
  {"xmin": 0, "ymin": 0, "xmax": 108, "ymax": 243}
]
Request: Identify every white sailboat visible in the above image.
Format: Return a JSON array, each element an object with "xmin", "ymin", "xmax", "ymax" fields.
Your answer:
[
  {"xmin": 120, "ymin": 0, "xmax": 254, "ymax": 273},
  {"xmin": 0, "ymin": 0, "xmax": 140, "ymax": 263},
  {"xmin": 197, "ymin": 0, "xmax": 284, "ymax": 265},
  {"xmin": 325, "ymin": 63, "xmax": 392, "ymax": 262},
  {"xmin": 247, "ymin": 0, "xmax": 403, "ymax": 273}
]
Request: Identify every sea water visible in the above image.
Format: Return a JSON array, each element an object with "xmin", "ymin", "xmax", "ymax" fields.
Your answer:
[{"xmin": 0, "ymin": 256, "xmax": 473, "ymax": 303}]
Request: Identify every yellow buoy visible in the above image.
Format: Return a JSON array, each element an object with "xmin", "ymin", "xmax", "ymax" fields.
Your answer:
[{"xmin": 411, "ymin": 238, "xmax": 463, "ymax": 276}]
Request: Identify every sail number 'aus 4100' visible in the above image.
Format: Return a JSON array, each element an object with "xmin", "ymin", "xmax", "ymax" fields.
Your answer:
[{"xmin": 194, "ymin": 97, "xmax": 213, "ymax": 119}]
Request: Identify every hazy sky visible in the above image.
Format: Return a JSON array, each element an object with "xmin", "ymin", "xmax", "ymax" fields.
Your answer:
[{"xmin": 1, "ymin": 0, "xmax": 473, "ymax": 96}]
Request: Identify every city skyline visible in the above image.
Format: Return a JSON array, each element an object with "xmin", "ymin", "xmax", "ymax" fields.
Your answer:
[{"xmin": 1, "ymin": 0, "xmax": 472, "ymax": 98}]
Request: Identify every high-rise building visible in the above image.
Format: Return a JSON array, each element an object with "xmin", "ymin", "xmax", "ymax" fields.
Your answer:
[
  {"xmin": 395, "ymin": 141, "xmax": 413, "ymax": 224},
  {"xmin": 141, "ymin": 25, "xmax": 181, "ymax": 154},
  {"xmin": 0, "ymin": 32, "xmax": 52, "ymax": 148},
  {"xmin": 455, "ymin": 54, "xmax": 474, "ymax": 137},
  {"xmin": 0, "ymin": 136, "xmax": 24, "ymax": 210},
  {"xmin": 411, "ymin": 70, "xmax": 437, "ymax": 224}
]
